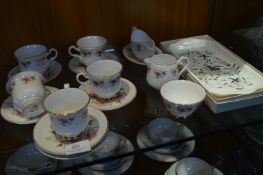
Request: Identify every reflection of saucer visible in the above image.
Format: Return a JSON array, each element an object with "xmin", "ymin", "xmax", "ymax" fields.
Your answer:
[
  {"xmin": 140, "ymin": 126, "xmax": 185, "ymax": 154},
  {"xmin": 79, "ymin": 78, "xmax": 137, "ymax": 111},
  {"xmin": 1, "ymin": 86, "xmax": 57, "ymax": 125},
  {"xmin": 33, "ymin": 106, "xmax": 108, "ymax": 158},
  {"xmin": 167, "ymin": 159, "xmax": 224, "ymax": 175},
  {"xmin": 78, "ymin": 134, "xmax": 134, "ymax": 175},
  {"xmin": 5, "ymin": 143, "xmax": 57, "ymax": 175},
  {"xmin": 8, "ymin": 61, "xmax": 62, "ymax": 83},
  {"xmin": 68, "ymin": 52, "xmax": 119, "ymax": 74},
  {"xmin": 122, "ymin": 44, "xmax": 163, "ymax": 66},
  {"xmin": 137, "ymin": 123, "xmax": 195, "ymax": 162}
]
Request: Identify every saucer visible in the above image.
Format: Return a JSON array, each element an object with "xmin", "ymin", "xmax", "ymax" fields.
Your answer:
[
  {"xmin": 33, "ymin": 106, "xmax": 108, "ymax": 157},
  {"xmin": 1, "ymin": 86, "xmax": 57, "ymax": 125},
  {"xmin": 122, "ymin": 44, "xmax": 163, "ymax": 66},
  {"xmin": 167, "ymin": 159, "xmax": 224, "ymax": 175},
  {"xmin": 8, "ymin": 60, "xmax": 62, "ymax": 83},
  {"xmin": 68, "ymin": 52, "xmax": 119, "ymax": 74},
  {"xmin": 5, "ymin": 143, "xmax": 57, "ymax": 175},
  {"xmin": 136, "ymin": 123, "xmax": 195, "ymax": 162},
  {"xmin": 79, "ymin": 78, "xmax": 137, "ymax": 111},
  {"xmin": 78, "ymin": 134, "xmax": 134, "ymax": 175}
]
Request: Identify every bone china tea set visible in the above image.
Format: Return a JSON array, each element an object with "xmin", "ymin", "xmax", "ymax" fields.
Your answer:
[{"xmin": 2, "ymin": 28, "xmax": 216, "ymax": 175}]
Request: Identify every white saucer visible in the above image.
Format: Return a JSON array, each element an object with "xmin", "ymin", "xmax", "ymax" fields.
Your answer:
[
  {"xmin": 8, "ymin": 61, "xmax": 62, "ymax": 83},
  {"xmin": 68, "ymin": 52, "xmax": 119, "ymax": 74},
  {"xmin": 33, "ymin": 106, "xmax": 108, "ymax": 158},
  {"xmin": 167, "ymin": 159, "xmax": 224, "ymax": 175},
  {"xmin": 137, "ymin": 123, "xmax": 195, "ymax": 162},
  {"xmin": 122, "ymin": 44, "xmax": 163, "ymax": 66},
  {"xmin": 5, "ymin": 143, "xmax": 57, "ymax": 175},
  {"xmin": 1, "ymin": 86, "xmax": 57, "ymax": 125},
  {"xmin": 78, "ymin": 134, "xmax": 134, "ymax": 175},
  {"xmin": 79, "ymin": 78, "xmax": 137, "ymax": 111}
]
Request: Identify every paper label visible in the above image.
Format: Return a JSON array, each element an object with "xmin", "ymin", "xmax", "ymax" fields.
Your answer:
[{"xmin": 65, "ymin": 140, "xmax": 91, "ymax": 155}]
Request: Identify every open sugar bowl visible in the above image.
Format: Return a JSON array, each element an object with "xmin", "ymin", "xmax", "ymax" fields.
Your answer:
[
  {"xmin": 44, "ymin": 86, "xmax": 90, "ymax": 138},
  {"xmin": 160, "ymin": 80, "xmax": 206, "ymax": 119}
]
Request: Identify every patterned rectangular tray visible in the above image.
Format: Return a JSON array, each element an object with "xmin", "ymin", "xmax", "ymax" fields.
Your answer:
[{"xmin": 160, "ymin": 35, "xmax": 263, "ymax": 113}]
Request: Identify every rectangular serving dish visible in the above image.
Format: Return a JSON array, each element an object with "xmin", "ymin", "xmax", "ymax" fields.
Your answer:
[{"xmin": 160, "ymin": 35, "xmax": 263, "ymax": 113}]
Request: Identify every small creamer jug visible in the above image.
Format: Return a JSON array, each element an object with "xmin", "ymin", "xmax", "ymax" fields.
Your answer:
[{"xmin": 144, "ymin": 54, "xmax": 190, "ymax": 89}]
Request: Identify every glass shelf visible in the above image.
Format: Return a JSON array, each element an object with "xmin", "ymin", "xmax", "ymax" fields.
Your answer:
[{"xmin": 1, "ymin": 45, "xmax": 263, "ymax": 175}]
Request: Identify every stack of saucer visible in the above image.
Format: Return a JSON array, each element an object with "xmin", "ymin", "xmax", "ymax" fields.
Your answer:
[
  {"xmin": 164, "ymin": 157, "xmax": 224, "ymax": 175},
  {"xmin": 137, "ymin": 118, "xmax": 195, "ymax": 162},
  {"xmin": 33, "ymin": 106, "xmax": 109, "ymax": 160},
  {"xmin": 77, "ymin": 131, "xmax": 135, "ymax": 175}
]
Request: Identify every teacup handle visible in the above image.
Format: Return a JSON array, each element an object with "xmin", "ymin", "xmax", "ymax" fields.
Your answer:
[
  {"xmin": 68, "ymin": 45, "xmax": 81, "ymax": 59},
  {"xmin": 76, "ymin": 72, "xmax": 89, "ymax": 84},
  {"xmin": 47, "ymin": 48, "xmax": 58, "ymax": 62},
  {"xmin": 177, "ymin": 56, "xmax": 190, "ymax": 76}
]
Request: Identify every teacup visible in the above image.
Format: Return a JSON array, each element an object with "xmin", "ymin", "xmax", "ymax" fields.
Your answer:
[
  {"xmin": 76, "ymin": 60, "xmax": 122, "ymax": 99},
  {"xmin": 6, "ymin": 71, "xmax": 46, "ymax": 119},
  {"xmin": 44, "ymin": 87, "xmax": 90, "ymax": 138},
  {"xmin": 68, "ymin": 36, "xmax": 107, "ymax": 66},
  {"xmin": 90, "ymin": 131, "xmax": 125, "ymax": 170},
  {"xmin": 130, "ymin": 27, "xmax": 155, "ymax": 60},
  {"xmin": 160, "ymin": 80, "xmax": 206, "ymax": 119},
  {"xmin": 15, "ymin": 44, "xmax": 58, "ymax": 75}
]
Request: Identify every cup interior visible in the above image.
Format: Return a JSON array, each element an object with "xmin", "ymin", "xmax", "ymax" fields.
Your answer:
[
  {"xmin": 44, "ymin": 88, "xmax": 89, "ymax": 114},
  {"xmin": 87, "ymin": 60, "xmax": 122, "ymax": 77},
  {"xmin": 160, "ymin": 80, "xmax": 206, "ymax": 105},
  {"xmin": 15, "ymin": 44, "xmax": 47, "ymax": 59},
  {"xmin": 77, "ymin": 36, "xmax": 107, "ymax": 48}
]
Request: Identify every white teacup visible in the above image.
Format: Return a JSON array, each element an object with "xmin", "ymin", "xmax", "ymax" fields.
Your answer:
[
  {"xmin": 44, "ymin": 87, "xmax": 90, "ymax": 138},
  {"xmin": 68, "ymin": 36, "xmax": 107, "ymax": 66},
  {"xmin": 160, "ymin": 80, "xmax": 206, "ymax": 119},
  {"xmin": 15, "ymin": 44, "xmax": 58, "ymax": 75},
  {"xmin": 130, "ymin": 27, "xmax": 155, "ymax": 60},
  {"xmin": 6, "ymin": 71, "xmax": 46, "ymax": 119},
  {"xmin": 76, "ymin": 60, "xmax": 122, "ymax": 99}
]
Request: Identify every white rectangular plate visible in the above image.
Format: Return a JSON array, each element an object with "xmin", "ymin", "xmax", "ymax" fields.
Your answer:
[{"xmin": 160, "ymin": 35, "xmax": 263, "ymax": 113}]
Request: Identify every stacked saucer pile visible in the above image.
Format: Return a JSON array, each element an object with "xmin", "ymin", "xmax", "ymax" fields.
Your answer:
[
  {"xmin": 77, "ymin": 131, "xmax": 135, "ymax": 175},
  {"xmin": 137, "ymin": 118, "xmax": 195, "ymax": 162},
  {"xmin": 122, "ymin": 26, "xmax": 163, "ymax": 66},
  {"xmin": 164, "ymin": 157, "xmax": 224, "ymax": 175},
  {"xmin": 33, "ymin": 87, "xmax": 109, "ymax": 160}
]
